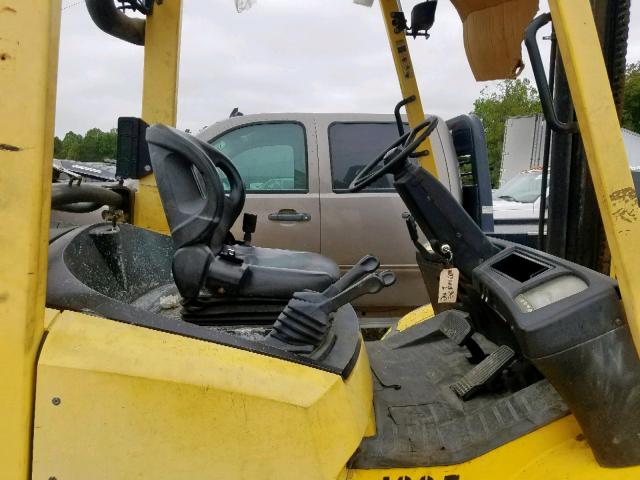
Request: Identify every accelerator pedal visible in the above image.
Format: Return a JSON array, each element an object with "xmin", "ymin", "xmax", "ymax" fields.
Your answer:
[
  {"xmin": 450, "ymin": 345, "xmax": 515, "ymax": 400},
  {"xmin": 439, "ymin": 313, "xmax": 486, "ymax": 364}
]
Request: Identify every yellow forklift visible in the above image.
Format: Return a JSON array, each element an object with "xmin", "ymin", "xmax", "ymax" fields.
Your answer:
[{"xmin": 2, "ymin": 1, "xmax": 640, "ymax": 479}]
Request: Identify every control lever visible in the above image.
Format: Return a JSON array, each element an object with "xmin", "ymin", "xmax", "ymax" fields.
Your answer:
[
  {"xmin": 320, "ymin": 270, "xmax": 395, "ymax": 313},
  {"xmin": 402, "ymin": 212, "xmax": 430, "ymax": 258},
  {"xmin": 265, "ymin": 271, "xmax": 396, "ymax": 355},
  {"xmin": 322, "ymin": 255, "xmax": 380, "ymax": 297}
]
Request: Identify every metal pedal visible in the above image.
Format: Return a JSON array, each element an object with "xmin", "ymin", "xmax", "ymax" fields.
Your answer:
[
  {"xmin": 450, "ymin": 345, "xmax": 515, "ymax": 400},
  {"xmin": 439, "ymin": 313, "xmax": 486, "ymax": 364},
  {"xmin": 439, "ymin": 313, "xmax": 472, "ymax": 345}
]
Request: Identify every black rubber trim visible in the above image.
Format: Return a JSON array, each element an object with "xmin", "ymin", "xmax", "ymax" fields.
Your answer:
[
  {"xmin": 87, "ymin": 299, "xmax": 343, "ymax": 375},
  {"xmin": 343, "ymin": 336, "xmax": 362, "ymax": 379},
  {"xmin": 493, "ymin": 218, "xmax": 540, "ymax": 226}
]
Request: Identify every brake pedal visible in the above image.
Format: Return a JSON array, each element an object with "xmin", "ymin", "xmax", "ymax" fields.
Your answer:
[
  {"xmin": 440, "ymin": 312, "xmax": 472, "ymax": 344},
  {"xmin": 439, "ymin": 313, "xmax": 486, "ymax": 364},
  {"xmin": 450, "ymin": 345, "xmax": 515, "ymax": 400}
]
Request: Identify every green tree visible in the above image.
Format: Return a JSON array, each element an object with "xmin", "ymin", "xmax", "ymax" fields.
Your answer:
[
  {"xmin": 53, "ymin": 128, "xmax": 117, "ymax": 161},
  {"xmin": 53, "ymin": 136, "xmax": 63, "ymax": 158},
  {"xmin": 473, "ymin": 78, "xmax": 542, "ymax": 186},
  {"xmin": 60, "ymin": 131, "xmax": 83, "ymax": 160},
  {"xmin": 622, "ymin": 62, "xmax": 640, "ymax": 133}
]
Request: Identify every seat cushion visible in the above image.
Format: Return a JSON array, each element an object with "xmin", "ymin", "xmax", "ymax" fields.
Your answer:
[{"xmin": 234, "ymin": 244, "xmax": 340, "ymax": 298}]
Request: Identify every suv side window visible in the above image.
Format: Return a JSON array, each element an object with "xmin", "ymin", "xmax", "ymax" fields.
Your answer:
[
  {"xmin": 329, "ymin": 122, "xmax": 405, "ymax": 192},
  {"xmin": 210, "ymin": 122, "xmax": 308, "ymax": 192}
]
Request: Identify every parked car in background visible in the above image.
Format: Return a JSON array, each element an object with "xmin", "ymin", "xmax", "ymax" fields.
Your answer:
[
  {"xmin": 51, "ymin": 159, "xmax": 122, "ymax": 228},
  {"xmin": 53, "ymin": 159, "xmax": 117, "ymax": 182},
  {"xmin": 492, "ymin": 169, "xmax": 546, "ymax": 235},
  {"xmin": 198, "ymin": 113, "xmax": 467, "ymax": 310}
]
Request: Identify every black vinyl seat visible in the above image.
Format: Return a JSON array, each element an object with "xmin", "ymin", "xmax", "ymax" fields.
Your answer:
[{"xmin": 145, "ymin": 124, "xmax": 339, "ymax": 304}]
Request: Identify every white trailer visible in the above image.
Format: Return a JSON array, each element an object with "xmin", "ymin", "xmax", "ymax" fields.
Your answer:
[{"xmin": 500, "ymin": 115, "xmax": 640, "ymax": 185}]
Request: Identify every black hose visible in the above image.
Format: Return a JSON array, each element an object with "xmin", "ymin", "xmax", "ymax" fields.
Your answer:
[
  {"xmin": 538, "ymin": 31, "xmax": 557, "ymax": 251},
  {"xmin": 525, "ymin": 14, "xmax": 577, "ymax": 134},
  {"xmin": 85, "ymin": 0, "xmax": 145, "ymax": 46},
  {"xmin": 54, "ymin": 202, "xmax": 104, "ymax": 213},
  {"xmin": 51, "ymin": 183, "xmax": 124, "ymax": 212},
  {"xmin": 605, "ymin": 0, "xmax": 631, "ymax": 119}
]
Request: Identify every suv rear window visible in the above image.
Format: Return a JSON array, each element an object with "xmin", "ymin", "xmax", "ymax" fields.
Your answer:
[{"xmin": 329, "ymin": 122, "xmax": 405, "ymax": 192}]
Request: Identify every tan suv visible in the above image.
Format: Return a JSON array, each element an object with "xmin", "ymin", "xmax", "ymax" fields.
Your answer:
[{"xmin": 199, "ymin": 113, "xmax": 463, "ymax": 310}]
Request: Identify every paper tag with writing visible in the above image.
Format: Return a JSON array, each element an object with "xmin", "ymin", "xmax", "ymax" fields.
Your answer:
[{"xmin": 438, "ymin": 267, "xmax": 460, "ymax": 303}]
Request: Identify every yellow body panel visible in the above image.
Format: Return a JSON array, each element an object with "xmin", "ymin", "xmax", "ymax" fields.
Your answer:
[
  {"xmin": 133, "ymin": 0, "xmax": 182, "ymax": 234},
  {"xmin": 396, "ymin": 303, "xmax": 435, "ymax": 332},
  {"xmin": 548, "ymin": 0, "xmax": 640, "ymax": 355},
  {"xmin": 0, "ymin": 2, "xmax": 61, "ymax": 478},
  {"xmin": 379, "ymin": 0, "xmax": 438, "ymax": 177},
  {"xmin": 32, "ymin": 310, "xmax": 373, "ymax": 480},
  {"xmin": 347, "ymin": 415, "xmax": 640, "ymax": 479}
]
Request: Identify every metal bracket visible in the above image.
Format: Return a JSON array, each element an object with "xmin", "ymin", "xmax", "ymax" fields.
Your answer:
[
  {"xmin": 117, "ymin": 0, "xmax": 155, "ymax": 15},
  {"xmin": 525, "ymin": 13, "xmax": 578, "ymax": 133},
  {"xmin": 393, "ymin": 95, "xmax": 416, "ymax": 136}
]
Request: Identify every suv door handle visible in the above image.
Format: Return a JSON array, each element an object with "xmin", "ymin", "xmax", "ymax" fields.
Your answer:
[{"xmin": 268, "ymin": 209, "xmax": 311, "ymax": 222}]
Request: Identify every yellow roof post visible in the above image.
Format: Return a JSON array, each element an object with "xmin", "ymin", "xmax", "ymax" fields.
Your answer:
[
  {"xmin": 379, "ymin": 0, "xmax": 438, "ymax": 177},
  {"xmin": 133, "ymin": 0, "xmax": 183, "ymax": 233},
  {"xmin": 549, "ymin": 0, "xmax": 640, "ymax": 354},
  {"xmin": 0, "ymin": 0, "xmax": 62, "ymax": 478}
]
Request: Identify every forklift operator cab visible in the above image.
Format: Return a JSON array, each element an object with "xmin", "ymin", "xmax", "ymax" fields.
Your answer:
[
  {"xmin": 5, "ymin": 0, "xmax": 640, "ymax": 479},
  {"xmin": 42, "ymin": 117, "xmax": 640, "ymax": 476}
]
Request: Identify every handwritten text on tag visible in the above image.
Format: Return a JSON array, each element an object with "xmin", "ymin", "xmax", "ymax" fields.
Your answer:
[{"xmin": 438, "ymin": 267, "xmax": 459, "ymax": 303}]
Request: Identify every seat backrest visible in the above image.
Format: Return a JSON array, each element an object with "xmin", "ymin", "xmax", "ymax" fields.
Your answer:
[
  {"xmin": 146, "ymin": 124, "xmax": 226, "ymax": 251},
  {"xmin": 192, "ymin": 137, "xmax": 246, "ymax": 248},
  {"xmin": 446, "ymin": 114, "xmax": 495, "ymax": 232}
]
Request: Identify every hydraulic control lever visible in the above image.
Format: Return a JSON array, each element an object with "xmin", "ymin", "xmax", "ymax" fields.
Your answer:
[
  {"xmin": 265, "ymin": 270, "xmax": 396, "ymax": 355},
  {"xmin": 322, "ymin": 255, "xmax": 380, "ymax": 297},
  {"xmin": 320, "ymin": 270, "xmax": 395, "ymax": 313}
]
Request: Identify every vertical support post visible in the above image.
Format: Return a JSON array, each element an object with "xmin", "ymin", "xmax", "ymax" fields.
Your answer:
[
  {"xmin": 549, "ymin": 0, "xmax": 640, "ymax": 354},
  {"xmin": 133, "ymin": 0, "xmax": 183, "ymax": 233},
  {"xmin": 0, "ymin": 1, "xmax": 62, "ymax": 478},
  {"xmin": 379, "ymin": 0, "xmax": 438, "ymax": 177}
]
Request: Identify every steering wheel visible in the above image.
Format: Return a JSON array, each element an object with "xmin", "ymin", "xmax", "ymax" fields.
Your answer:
[{"xmin": 348, "ymin": 116, "xmax": 439, "ymax": 192}]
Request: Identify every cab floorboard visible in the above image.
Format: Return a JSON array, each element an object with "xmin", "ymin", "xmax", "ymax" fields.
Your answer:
[{"xmin": 351, "ymin": 318, "xmax": 569, "ymax": 468}]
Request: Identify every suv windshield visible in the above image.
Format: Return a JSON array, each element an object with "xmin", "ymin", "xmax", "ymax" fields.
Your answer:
[{"xmin": 494, "ymin": 171, "xmax": 544, "ymax": 203}]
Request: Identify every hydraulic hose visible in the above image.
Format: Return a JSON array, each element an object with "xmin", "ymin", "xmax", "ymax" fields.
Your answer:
[
  {"xmin": 538, "ymin": 32, "xmax": 557, "ymax": 251},
  {"xmin": 85, "ymin": 0, "xmax": 145, "ymax": 46},
  {"xmin": 605, "ymin": 0, "xmax": 631, "ymax": 118},
  {"xmin": 51, "ymin": 183, "xmax": 124, "ymax": 212}
]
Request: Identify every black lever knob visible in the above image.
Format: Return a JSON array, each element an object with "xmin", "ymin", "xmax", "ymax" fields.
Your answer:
[
  {"xmin": 323, "ymin": 255, "xmax": 380, "ymax": 297},
  {"xmin": 242, "ymin": 213, "xmax": 258, "ymax": 243},
  {"xmin": 322, "ymin": 271, "xmax": 395, "ymax": 313}
]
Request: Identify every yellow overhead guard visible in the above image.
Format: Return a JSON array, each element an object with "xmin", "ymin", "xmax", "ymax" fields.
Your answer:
[{"xmin": 353, "ymin": 0, "xmax": 539, "ymax": 81}]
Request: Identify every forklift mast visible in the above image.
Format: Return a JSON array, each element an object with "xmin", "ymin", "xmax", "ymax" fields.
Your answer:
[{"xmin": 546, "ymin": 0, "xmax": 631, "ymax": 272}]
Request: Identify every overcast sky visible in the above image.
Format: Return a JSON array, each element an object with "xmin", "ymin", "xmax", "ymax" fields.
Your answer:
[{"xmin": 54, "ymin": 0, "xmax": 640, "ymax": 137}]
